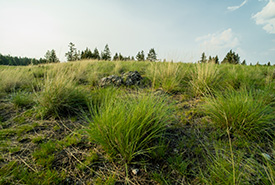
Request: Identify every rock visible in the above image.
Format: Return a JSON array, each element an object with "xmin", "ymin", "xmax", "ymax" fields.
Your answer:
[
  {"xmin": 122, "ymin": 71, "xmax": 143, "ymax": 86},
  {"xmin": 99, "ymin": 71, "xmax": 145, "ymax": 87},
  {"xmin": 99, "ymin": 75, "xmax": 123, "ymax": 87},
  {"xmin": 131, "ymin": 168, "xmax": 139, "ymax": 175}
]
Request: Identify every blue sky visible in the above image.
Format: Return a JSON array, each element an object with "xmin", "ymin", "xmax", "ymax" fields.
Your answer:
[{"xmin": 0, "ymin": 0, "xmax": 274, "ymax": 64}]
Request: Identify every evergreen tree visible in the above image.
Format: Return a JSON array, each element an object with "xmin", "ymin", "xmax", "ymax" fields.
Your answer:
[
  {"xmin": 208, "ymin": 56, "xmax": 212, "ymax": 63},
  {"xmin": 241, "ymin": 60, "xmax": 246, "ymax": 65},
  {"xmin": 65, "ymin": 42, "xmax": 79, "ymax": 61},
  {"xmin": 267, "ymin": 61, "xmax": 271, "ymax": 66},
  {"xmin": 214, "ymin": 55, "xmax": 219, "ymax": 64},
  {"xmin": 101, "ymin": 44, "xmax": 111, "ymax": 61},
  {"xmin": 147, "ymin": 48, "xmax": 157, "ymax": 61},
  {"xmin": 113, "ymin": 53, "xmax": 119, "ymax": 61},
  {"xmin": 92, "ymin": 48, "xmax": 101, "ymax": 60},
  {"xmin": 200, "ymin": 52, "xmax": 207, "ymax": 63},
  {"xmin": 81, "ymin": 47, "xmax": 93, "ymax": 59},
  {"xmin": 221, "ymin": 50, "xmax": 240, "ymax": 64},
  {"xmin": 118, "ymin": 53, "xmax": 124, "ymax": 61},
  {"xmin": 136, "ymin": 50, "xmax": 145, "ymax": 61},
  {"xmin": 45, "ymin": 49, "xmax": 59, "ymax": 63}
]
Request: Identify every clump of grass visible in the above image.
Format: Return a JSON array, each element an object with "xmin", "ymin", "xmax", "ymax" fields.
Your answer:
[
  {"xmin": 200, "ymin": 148, "xmax": 248, "ymax": 185},
  {"xmin": 0, "ymin": 68, "xmax": 32, "ymax": 93},
  {"xmin": 189, "ymin": 63, "xmax": 222, "ymax": 96},
  {"xmin": 35, "ymin": 70, "xmax": 89, "ymax": 117},
  {"xmin": 10, "ymin": 91, "xmax": 34, "ymax": 108},
  {"xmin": 86, "ymin": 92, "xmax": 174, "ymax": 163},
  {"xmin": 146, "ymin": 62, "xmax": 189, "ymax": 93},
  {"xmin": 201, "ymin": 89, "xmax": 274, "ymax": 139}
]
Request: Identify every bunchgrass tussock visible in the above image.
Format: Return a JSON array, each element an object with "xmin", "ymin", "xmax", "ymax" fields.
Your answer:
[
  {"xmin": 10, "ymin": 91, "xmax": 34, "ymax": 109},
  {"xmin": 201, "ymin": 89, "xmax": 275, "ymax": 139},
  {"xmin": 85, "ymin": 92, "xmax": 174, "ymax": 163},
  {"xmin": 189, "ymin": 63, "xmax": 222, "ymax": 97},
  {"xmin": 146, "ymin": 62, "xmax": 189, "ymax": 93},
  {"xmin": 35, "ymin": 70, "xmax": 89, "ymax": 117}
]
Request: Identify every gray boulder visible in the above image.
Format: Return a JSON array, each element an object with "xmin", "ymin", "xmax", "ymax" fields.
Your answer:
[
  {"xmin": 99, "ymin": 71, "xmax": 146, "ymax": 87},
  {"xmin": 122, "ymin": 71, "xmax": 143, "ymax": 86},
  {"xmin": 100, "ymin": 75, "xmax": 123, "ymax": 87}
]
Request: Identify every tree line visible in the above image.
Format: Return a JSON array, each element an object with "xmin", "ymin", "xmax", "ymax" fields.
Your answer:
[
  {"xmin": 198, "ymin": 50, "xmax": 272, "ymax": 66},
  {"xmin": 0, "ymin": 42, "xmax": 273, "ymax": 66},
  {"xmin": 65, "ymin": 42, "xmax": 157, "ymax": 62}
]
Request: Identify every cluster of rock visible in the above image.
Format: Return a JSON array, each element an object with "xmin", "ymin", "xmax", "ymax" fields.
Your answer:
[{"xmin": 100, "ymin": 71, "xmax": 146, "ymax": 87}]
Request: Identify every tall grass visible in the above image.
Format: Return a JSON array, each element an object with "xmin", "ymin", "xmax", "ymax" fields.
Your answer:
[
  {"xmin": 146, "ymin": 62, "xmax": 190, "ymax": 93},
  {"xmin": 189, "ymin": 63, "xmax": 222, "ymax": 97},
  {"xmin": 201, "ymin": 89, "xmax": 275, "ymax": 139},
  {"xmin": 0, "ymin": 68, "xmax": 32, "ymax": 93},
  {"xmin": 85, "ymin": 92, "xmax": 174, "ymax": 163},
  {"xmin": 35, "ymin": 69, "xmax": 89, "ymax": 117}
]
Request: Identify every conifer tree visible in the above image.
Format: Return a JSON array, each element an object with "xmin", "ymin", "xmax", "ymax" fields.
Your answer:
[
  {"xmin": 221, "ymin": 50, "xmax": 240, "ymax": 64},
  {"xmin": 146, "ymin": 48, "xmax": 157, "ymax": 61},
  {"xmin": 65, "ymin": 42, "xmax": 79, "ymax": 61},
  {"xmin": 113, "ymin": 53, "xmax": 119, "ymax": 61},
  {"xmin": 101, "ymin": 44, "xmax": 111, "ymax": 61},
  {"xmin": 45, "ymin": 49, "xmax": 59, "ymax": 63},
  {"xmin": 136, "ymin": 50, "xmax": 145, "ymax": 61},
  {"xmin": 200, "ymin": 52, "xmax": 207, "ymax": 63},
  {"xmin": 92, "ymin": 48, "xmax": 100, "ymax": 60}
]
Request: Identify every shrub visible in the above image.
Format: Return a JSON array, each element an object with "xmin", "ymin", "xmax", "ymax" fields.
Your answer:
[{"xmin": 85, "ymin": 92, "xmax": 174, "ymax": 163}]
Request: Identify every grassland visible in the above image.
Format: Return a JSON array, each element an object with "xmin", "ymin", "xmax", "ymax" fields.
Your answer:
[{"xmin": 0, "ymin": 60, "xmax": 274, "ymax": 184}]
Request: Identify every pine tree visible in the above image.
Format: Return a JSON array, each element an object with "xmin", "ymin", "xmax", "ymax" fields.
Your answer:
[
  {"xmin": 101, "ymin": 44, "xmax": 111, "ymax": 61},
  {"xmin": 65, "ymin": 42, "xmax": 79, "ymax": 61},
  {"xmin": 136, "ymin": 50, "xmax": 145, "ymax": 61},
  {"xmin": 214, "ymin": 55, "xmax": 219, "ymax": 64},
  {"xmin": 45, "ymin": 49, "xmax": 59, "ymax": 63},
  {"xmin": 113, "ymin": 53, "xmax": 119, "ymax": 61},
  {"xmin": 200, "ymin": 52, "xmax": 207, "ymax": 63},
  {"xmin": 146, "ymin": 48, "xmax": 157, "ymax": 61},
  {"xmin": 81, "ymin": 47, "xmax": 93, "ymax": 59},
  {"xmin": 221, "ymin": 50, "xmax": 240, "ymax": 64},
  {"xmin": 241, "ymin": 60, "xmax": 246, "ymax": 65},
  {"xmin": 92, "ymin": 48, "xmax": 100, "ymax": 60}
]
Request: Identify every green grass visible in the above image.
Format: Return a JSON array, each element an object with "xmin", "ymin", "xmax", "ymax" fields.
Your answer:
[
  {"xmin": 86, "ymin": 91, "xmax": 174, "ymax": 163},
  {"xmin": 200, "ymin": 89, "xmax": 275, "ymax": 139},
  {"xmin": 0, "ymin": 60, "xmax": 274, "ymax": 184},
  {"xmin": 35, "ymin": 69, "xmax": 89, "ymax": 117}
]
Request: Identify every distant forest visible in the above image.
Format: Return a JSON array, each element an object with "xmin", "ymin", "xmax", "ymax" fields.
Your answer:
[
  {"xmin": 0, "ymin": 54, "xmax": 47, "ymax": 66},
  {"xmin": 0, "ymin": 42, "xmax": 273, "ymax": 66}
]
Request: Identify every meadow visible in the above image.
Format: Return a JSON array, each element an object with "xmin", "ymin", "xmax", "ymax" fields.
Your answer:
[{"xmin": 0, "ymin": 60, "xmax": 274, "ymax": 184}]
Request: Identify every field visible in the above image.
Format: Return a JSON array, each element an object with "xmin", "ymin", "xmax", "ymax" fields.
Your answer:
[{"xmin": 0, "ymin": 60, "xmax": 275, "ymax": 184}]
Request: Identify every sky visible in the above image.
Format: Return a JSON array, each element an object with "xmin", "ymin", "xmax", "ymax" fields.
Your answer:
[{"xmin": 0, "ymin": 0, "xmax": 274, "ymax": 64}]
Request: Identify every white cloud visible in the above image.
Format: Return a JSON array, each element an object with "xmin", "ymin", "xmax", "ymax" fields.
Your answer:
[
  {"xmin": 196, "ymin": 28, "xmax": 240, "ymax": 53},
  {"xmin": 227, "ymin": 0, "xmax": 248, "ymax": 11},
  {"xmin": 252, "ymin": 0, "xmax": 275, "ymax": 34}
]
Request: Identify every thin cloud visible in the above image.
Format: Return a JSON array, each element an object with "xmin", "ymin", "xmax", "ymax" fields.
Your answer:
[
  {"xmin": 227, "ymin": 0, "xmax": 248, "ymax": 11},
  {"xmin": 196, "ymin": 28, "xmax": 240, "ymax": 51},
  {"xmin": 252, "ymin": 0, "xmax": 275, "ymax": 34}
]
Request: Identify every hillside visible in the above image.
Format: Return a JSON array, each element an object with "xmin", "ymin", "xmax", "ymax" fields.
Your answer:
[{"xmin": 0, "ymin": 60, "xmax": 275, "ymax": 184}]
